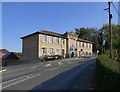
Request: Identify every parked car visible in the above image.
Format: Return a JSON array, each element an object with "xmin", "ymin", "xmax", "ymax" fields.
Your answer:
[{"xmin": 41, "ymin": 55, "xmax": 62, "ymax": 62}]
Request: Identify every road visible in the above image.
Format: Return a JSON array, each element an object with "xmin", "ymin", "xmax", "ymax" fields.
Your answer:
[{"xmin": 1, "ymin": 57, "xmax": 96, "ymax": 91}]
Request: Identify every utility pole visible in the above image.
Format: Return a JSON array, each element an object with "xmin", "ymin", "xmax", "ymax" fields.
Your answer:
[{"xmin": 108, "ymin": 2, "xmax": 113, "ymax": 59}]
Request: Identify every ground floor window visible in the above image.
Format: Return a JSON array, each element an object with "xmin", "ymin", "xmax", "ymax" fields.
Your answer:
[
  {"xmin": 56, "ymin": 49, "xmax": 59, "ymax": 55},
  {"xmin": 62, "ymin": 49, "xmax": 64, "ymax": 56},
  {"xmin": 79, "ymin": 51, "xmax": 81, "ymax": 56},
  {"xmin": 42, "ymin": 48, "xmax": 47, "ymax": 55},
  {"xmin": 89, "ymin": 52, "xmax": 92, "ymax": 55},
  {"xmin": 50, "ymin": 48, "xmax": 53, "ymax": 55},
  {"xmin": 86, "ymin": 52, "xmax": 88, "ymax": 55}
]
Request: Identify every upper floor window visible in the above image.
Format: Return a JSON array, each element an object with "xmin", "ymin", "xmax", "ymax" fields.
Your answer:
[
  {"xmin": 78, "ymin": 42, "xmax": 79, "ymax": 47},
  {"xmin": 61, "ymin": 39, "xmax": 64, "ymax": 45},
  {"xmin": 49, "ymin": 36, "xmax": 53, "ymax": 43},
  {"xmin": 42, "ymin": 48, "xmax": 47, "ymax": 55},
  {"xmin": 78, "ymin": 42, "xmax": 81, "ymax": 47},
  {"xmin": 56, "ymin": 37, "xmax": 59, "ymax": 44},
  {"xmin": 89, "ymin": 44, "xmax": 91, "ymax": 48},
  {"xmin": 42, "ymin": 35, "xmax": 47, "ymax": 42},
  {"xmin": 82, "ymin": 42, "xmax": 84, "ymax": 47},
  {"xmin": 86, "ymin": 43, "xmax": 88, "ymax": 48},
  {"xmin": 88, "ymin": 43, "xmax": 89, "ymax": 48}
]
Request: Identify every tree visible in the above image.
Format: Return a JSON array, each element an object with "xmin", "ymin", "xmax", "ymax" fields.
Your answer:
[
  {"xmin": 74, "ymin": 27, "xmax": 102, "ymax": 53},
  {"xmin": 101, "ymin": 24, "xmax": 120, "ymax": 60},
  {"xmin": 101, "ymin": 24, "xmax": 120, "ymax": 50},
  {"xmin": 13, "ymin": 52, "xmax": 22, "ymax": 59}
]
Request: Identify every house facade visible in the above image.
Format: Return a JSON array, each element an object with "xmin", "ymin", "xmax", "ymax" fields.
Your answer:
[{"xmin": 21, "ymin": 30, "xmax": 92, "ymax": 60}]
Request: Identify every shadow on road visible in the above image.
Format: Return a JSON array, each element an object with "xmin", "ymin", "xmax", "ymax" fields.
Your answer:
[{"xmin": 31, "ymin": 59, "xmax": 96, "ymax": 91}]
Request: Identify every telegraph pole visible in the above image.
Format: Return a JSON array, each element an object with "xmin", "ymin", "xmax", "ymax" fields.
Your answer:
[{"xmin": 108, "ymin": 2, "xmax": 113, "ymax": 59}]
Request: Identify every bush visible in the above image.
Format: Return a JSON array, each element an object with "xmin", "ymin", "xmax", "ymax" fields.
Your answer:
[
  {"xmin": 13, "ymin": 52, "xmax": 22, "ymax": 59},
  {"xmin": 96, "ymin": 54, "xmax": 120, "ymax": 91}
]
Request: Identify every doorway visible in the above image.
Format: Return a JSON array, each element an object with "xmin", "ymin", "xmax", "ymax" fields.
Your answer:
[{"xmin": 71, "ymin": 52, "xmax": 74, "ymax": 57}]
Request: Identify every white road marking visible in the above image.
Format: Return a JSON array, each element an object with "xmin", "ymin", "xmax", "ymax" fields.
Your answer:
[
  {"xmin": 0, "ymin": 69, "xmax": 7, "ymax": 72},
  {"xmin": 2, "ymin": 61, "xmax": 70, "ymax": 89},
  {"xmin": 2, "ymin": 74, "xmax": 33, "ymax": 84},
  {"xmin": 2, "ymin": 73, "xmax": 41, "ymax": 89},
  {"xmin": 31, "ymin": 66, "xmax": 38, "ymax": 69},
  {"xmin": 58, "ymin": 62, "xmax": 63, "ymax": 66},
  {"xmin": 45, "ymin": 64, "xmax": 52, "ymax": 67},
  {"xmin": 49, "ymin": 68, "xmax": 58, "ymax": 71},
  {"xmin": 4, "ymin": 68, "xmax": 25, "ymax": 73}
]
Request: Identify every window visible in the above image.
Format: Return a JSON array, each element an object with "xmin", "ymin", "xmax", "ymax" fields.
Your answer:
[
  {"xmin": 49, "ymin": 36, "xmax": 53, "ymax": 43},
  {"xmin": 70, "ymin": 45, "xmax": 75, "ymax": 50},
  {"xmin": 88, "ymin": 43, "xmax": 89, "ymax": 48},
  {"xmin": 86, "ymin": 43, "xmax": 88, "ymax": 48},
  {"xmin": 78, "ymin": 42, "xmax": 80, "ymax": 47},
  {"xmin": 62, "ymin": 49, "xmax": 64, "ymax": 55},
  {"xmin": 61, "ymin": 39, "xmax": 64, "ymax": 45},
  {"xmin": 56, "ymin": 49, "xmax": 59, "ymax": 55},
  {"xmin": 89, "ymin": 44, "xmax": 91, "ymax": 48},
  {"xmin": 50, "ymin": 48, "xmax": 53, "ymax": 55},
  {"xmin": 42, "ymin": 48, "xmax": 47, "ymax": 55},
  {"xmin": 56, "ymin": 37, "xmax": 59, "ymax": 44},
  {"xmin": 42, "ymin": 35, "xmax": 47, "ymax": 42},
  {"xmin": 80, "ymin": 42, "xmax": 82, "ymax": 47},
  {"xmin": 82, "ymin": 42, "xmax": 84, "ymax": 47},
  {"xmin": 78, "ymin": 41, "xmax": 81, "ymax": 47}
]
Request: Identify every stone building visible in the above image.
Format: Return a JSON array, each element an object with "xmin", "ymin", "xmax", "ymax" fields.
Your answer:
[{"xmin": 21, "ymin": 30, "xmax": 92, "ymax": 60}]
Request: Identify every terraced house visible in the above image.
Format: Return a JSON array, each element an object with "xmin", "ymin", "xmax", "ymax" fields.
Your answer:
[{"xmin": 21, "ymin": 30, "xmax": 93, "ymax": 60}]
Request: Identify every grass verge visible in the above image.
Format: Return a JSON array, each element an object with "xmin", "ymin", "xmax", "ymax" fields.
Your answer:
[{"xmin": 96, "ymin": 54, "xmax": 120, "ymax": 91}]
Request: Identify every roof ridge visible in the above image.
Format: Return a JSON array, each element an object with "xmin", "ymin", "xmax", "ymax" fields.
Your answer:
[{"xmin": 40, "ymin": 30, "xmax": 63, "ymax": 35}]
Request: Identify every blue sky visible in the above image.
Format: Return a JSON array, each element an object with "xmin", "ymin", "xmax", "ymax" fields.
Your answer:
[{"xmin": 2, "ymin": 2, "xmax": 118, "ymax": 52}]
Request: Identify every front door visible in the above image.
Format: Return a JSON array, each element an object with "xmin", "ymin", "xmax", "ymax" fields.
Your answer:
[
  {"xmin": 71, "ymin": 52, "xmax": 74, "ymax": 57},
  {"xmin": 62, "ymin": 49, "xmax": 64, "ymax": 57}
]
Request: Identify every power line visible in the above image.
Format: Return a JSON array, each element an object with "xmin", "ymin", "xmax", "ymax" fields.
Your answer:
[{"xmin": 111, "ymin": 2, "xmax": 120, "ymax": 16}]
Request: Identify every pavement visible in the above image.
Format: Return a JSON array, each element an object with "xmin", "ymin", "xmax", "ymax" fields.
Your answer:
[{"xmin": 1, "ymin": 57, "xmax": 96, "ymax": 91}]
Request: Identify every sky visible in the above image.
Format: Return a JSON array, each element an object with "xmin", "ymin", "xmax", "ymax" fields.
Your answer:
[{"xmin": 2, "ymin": 2, "xmax": 118, "ymax": 52}]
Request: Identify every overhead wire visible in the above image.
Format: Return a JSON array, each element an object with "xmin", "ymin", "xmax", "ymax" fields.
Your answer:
[{"xmin": 111, "ymin": 2, "xmax": 120, "ymax": 17}]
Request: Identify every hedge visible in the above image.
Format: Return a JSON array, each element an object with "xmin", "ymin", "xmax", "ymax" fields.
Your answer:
[{"xmin": 96, "ymin": 54, "xmax": 120, "ymax": 91}]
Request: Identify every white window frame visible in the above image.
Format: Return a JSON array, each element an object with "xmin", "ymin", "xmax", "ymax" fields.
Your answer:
[
  {"xmin": 50, "ymin": 48, "xmax": 53, "ymax": 55},
  {"xmin": 42, "ymin": 35, "xmax": 47, "ymax": 42},
  {"xmin": 61, "ymin": 39, "xmax": 64, "ymax": 45},
  {"xmin": 49, "ymin": 36, "xmax": 53, "ymax": 43},
  {"xmin": 82, "ymin": 42, "xmax": 84, "ymax": 47},
  {"xmin": 89, "ymin": 44, "xmax": 91, "ymax": 48},
  {"xmin": 56, "ymin": 37, "xmax": 59, "ymax": 44},
  {"xmin": 56, "ymin": 49, "xmax": 59, "ymax": 55},
  {"xmin": 42, "ymin": 48, "xmax": 47, "ymax": 55}
]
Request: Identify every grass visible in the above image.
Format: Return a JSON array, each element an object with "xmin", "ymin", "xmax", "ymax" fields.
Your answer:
[{"xmin": 96, "ymin": 54, "xmax": 120, "ymax": 91}]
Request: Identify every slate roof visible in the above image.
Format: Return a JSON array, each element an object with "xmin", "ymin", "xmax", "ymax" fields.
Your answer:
[
  {"xmin": 77, "ymin": 38, "xmax": 92, "ymax": 43},
  {"xmin": 21, "ymin": 30, "xmax": 67, "ymax": 39},
  {"xmin": 2, "ymin": 52, "xmax": 18, "ymax": 59},
  {"xmin": 39, "ymin": 30, "xmax": 67, "ymax": 38},
  {"xmin": 0, "ymin": 49, "xmax": 18, "ymax": 60},
  {"xmin": 21, "ymin": 30, "xmax": 92, "ymax": 43}
]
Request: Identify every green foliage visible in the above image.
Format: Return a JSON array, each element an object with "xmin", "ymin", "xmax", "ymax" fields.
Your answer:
[
  {"xmin": 101, "ymin": 24, "xmax": 120, "ymax": 50},
  {"xmin": 74, "ymin": 27, "xmax": 102, "ymax": 53},
  {"xmin": 96, "ymin": 54, "xmax": 120, "ymax": 91},
  {"xmin": 104, "ymin": 50, "xmax": 120, "ymax": 61},
  {"xmin": 13, "ymin": 52, "xmax": 22, "ymax": 59},
  {"xmin": 113, "ymin": 37, "xmax": 120, "ymax": 50},
  {"xmin": 73, "ymin": 24, "xmax": 120, "ymax": 54}
]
